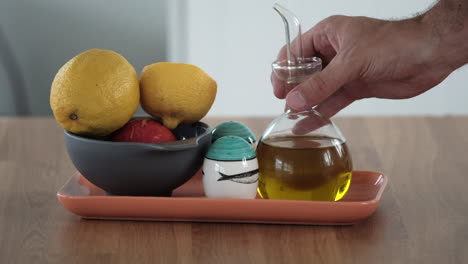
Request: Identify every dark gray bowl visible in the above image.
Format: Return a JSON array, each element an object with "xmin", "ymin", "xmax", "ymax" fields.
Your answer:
[{"xmin": 64, "ymin": 120, "xmax": 212, "ymax": 196}]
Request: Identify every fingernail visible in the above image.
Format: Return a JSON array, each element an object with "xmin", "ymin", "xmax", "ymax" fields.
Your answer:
[{"xmin": 287, "ymin": 91, "xmax": 307, "ymax": 109}]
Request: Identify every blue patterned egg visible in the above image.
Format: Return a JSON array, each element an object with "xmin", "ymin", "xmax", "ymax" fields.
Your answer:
[
  {"xmin": 211, "ymin": 121, "xmax": 256, "ymax": 145},
  {"xmin": 203, "ymin": 136, "xmax": 258, "ymax": 199}
]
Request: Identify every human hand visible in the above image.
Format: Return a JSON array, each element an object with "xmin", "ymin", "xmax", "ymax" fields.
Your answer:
[{"xmin": 273, "ymin": 11, "xmax": 468, "ymax": 122}]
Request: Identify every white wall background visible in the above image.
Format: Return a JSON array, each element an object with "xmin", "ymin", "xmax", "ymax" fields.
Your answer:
[
  {"xmin": 178, "ymin": 0, "xmax": 468, "ymax": 117},
  {"xmin": 0, "ymin": 0, "xmax": 167, "ymax": 116},
  {"xmin": 1, "ymin": 0, "xmax": 466, "ymax": 116}
]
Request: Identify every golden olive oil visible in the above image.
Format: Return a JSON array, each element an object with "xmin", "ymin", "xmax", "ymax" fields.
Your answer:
[{"xmin": 256, "ymin": 136, "xmax": 352, "ymax": 201}]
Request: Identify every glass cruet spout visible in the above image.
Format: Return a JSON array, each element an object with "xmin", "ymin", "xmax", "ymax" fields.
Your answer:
[
  {"xmin": 271, "ymin": 3, "xmax": 322, "ymax": 93},
  {"xmin": 273, "ymin": 3, "xmax": 304, "ymax": 64}
]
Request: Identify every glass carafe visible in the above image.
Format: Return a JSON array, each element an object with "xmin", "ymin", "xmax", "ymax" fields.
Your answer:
[{"xmin": 256, "ymin": 4, "xmax": 353, "ymax": 201}]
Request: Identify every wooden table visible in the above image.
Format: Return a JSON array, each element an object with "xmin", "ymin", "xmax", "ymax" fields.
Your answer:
[{"xmin": 0, "ymin": 117, "xmax": 467, "ymax": 263}]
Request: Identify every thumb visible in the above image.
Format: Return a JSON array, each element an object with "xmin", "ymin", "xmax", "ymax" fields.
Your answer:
[{"xmin": 286, "ymin": 57, "xmax": 357, "ymax": 111}]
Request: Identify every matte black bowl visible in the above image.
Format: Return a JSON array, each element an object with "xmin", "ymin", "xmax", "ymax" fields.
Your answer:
[{"xmin": 64, "ymin": 121, "xmax": 212, "ymax": 196}]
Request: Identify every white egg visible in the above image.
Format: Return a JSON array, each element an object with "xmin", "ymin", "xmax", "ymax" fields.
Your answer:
[{"xmin": 202, "ymin": 136, "xmax": 258, "ymax": 199}]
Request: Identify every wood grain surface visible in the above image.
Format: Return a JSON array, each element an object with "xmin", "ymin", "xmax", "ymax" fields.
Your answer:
[{"xmin": 0, "ymin": 117, "xmax": 467, "ymax": 263}]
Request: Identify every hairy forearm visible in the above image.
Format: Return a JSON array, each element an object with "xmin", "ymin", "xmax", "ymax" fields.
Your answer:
[{"xmin": 420, "ymin": 0, "xmax": 468, "ymax": 69}]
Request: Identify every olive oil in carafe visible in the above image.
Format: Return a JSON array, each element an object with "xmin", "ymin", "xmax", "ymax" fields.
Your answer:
[{"xmin": 256, "ymin": 136, "xmax": 352, "ymax": 201}]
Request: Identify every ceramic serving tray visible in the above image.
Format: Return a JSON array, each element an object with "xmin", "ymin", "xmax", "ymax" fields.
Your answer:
[{"xmin": 57, "ymin": 170, "xmax": 387, "ymax": 225}]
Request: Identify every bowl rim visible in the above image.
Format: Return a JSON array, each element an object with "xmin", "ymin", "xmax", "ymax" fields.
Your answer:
[{"xmin": 64, "ymin": 120, "xmax": 212, "ymax": 151}]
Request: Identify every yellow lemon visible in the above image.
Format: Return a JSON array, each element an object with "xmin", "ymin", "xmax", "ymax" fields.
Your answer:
[
  {"xmin": 140, "ymin": 62, "xmax": 217, "ymax": 129},
  {"xmin": 50, "ymin": 49, "xmax": 140, "ymax": 136}
]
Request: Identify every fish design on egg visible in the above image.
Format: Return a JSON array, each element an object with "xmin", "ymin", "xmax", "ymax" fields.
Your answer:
[
  {"xmin": 211, "ymin": 121, "xmax": 257, "ymax": 146},
  {"xmin": 203, "ymin": 136, "xmax": 259, "ymax": 199},
  {"xmin": 217, "ymin": 169, "xmax": 260, "ymax": 184}
]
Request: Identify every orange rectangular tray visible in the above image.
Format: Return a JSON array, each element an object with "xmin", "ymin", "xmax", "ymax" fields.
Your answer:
[{"xmin": 57, "ymin": 170, "xmax": 387, "ymax": 225}]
